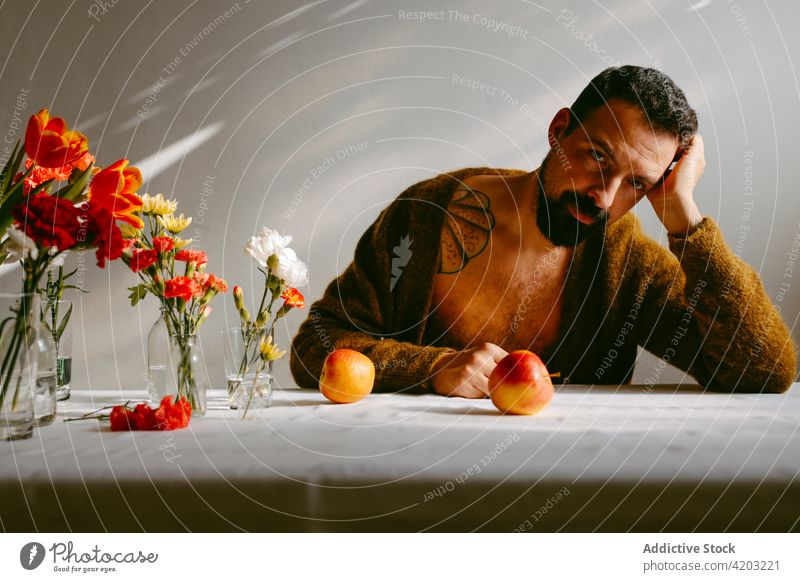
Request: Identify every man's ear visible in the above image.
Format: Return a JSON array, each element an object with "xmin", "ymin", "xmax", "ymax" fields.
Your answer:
[{"xmin": 548, "ymin": 108, "xmax": 572, "ymax": 148}]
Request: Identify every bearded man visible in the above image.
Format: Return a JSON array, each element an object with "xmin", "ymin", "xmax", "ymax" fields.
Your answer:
[{"xmin": 290, "ymin": 66, "xmax": 796, "ymax": 397}]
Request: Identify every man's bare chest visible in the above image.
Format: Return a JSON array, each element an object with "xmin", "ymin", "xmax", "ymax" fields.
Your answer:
[{"xmin": 428, "ymin": 246, "xmax": 570, "ymax": 353}]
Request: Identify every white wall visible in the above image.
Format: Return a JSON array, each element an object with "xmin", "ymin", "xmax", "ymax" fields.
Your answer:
[{"xmin": 1, "ymin": 0, "xmax": 798, "ymax": 390}]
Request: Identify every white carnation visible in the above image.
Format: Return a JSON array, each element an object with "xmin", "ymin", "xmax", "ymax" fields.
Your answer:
[
  {"xmin": 245, "ymin": 227, "xmax": 292, "ymax": 267},
  {"xmin": 275, "ymin": 247, "xmax": 309, "ymax": 288},
  {"xmin": 3, "ymin": 227, "xmax": 39, "ymax": 262}
]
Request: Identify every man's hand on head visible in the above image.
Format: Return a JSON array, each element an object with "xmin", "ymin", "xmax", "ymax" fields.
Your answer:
[
  {"xmin": 646, "ymin": 134, "xmax": 705, "ymax": 236},
  {"xmin": 430, "ymin": 343, "xmax": 508, "ymax": 399}
]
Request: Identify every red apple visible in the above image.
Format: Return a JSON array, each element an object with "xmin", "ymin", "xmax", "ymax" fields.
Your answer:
[
  {"xmin": 319, "ymin": 349, "xmax": 375, "ymax": 404},
  {"xmin": 488, "ymin": 350, "xmax": 554, "ymax": 415}
]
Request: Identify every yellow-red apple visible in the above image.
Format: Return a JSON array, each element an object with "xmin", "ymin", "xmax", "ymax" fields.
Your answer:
[
  {"xmin": 488, "ymin": 350, "xmax": 554, "ymax": 415},
  {"xmin": 319, "ymin": 349, "xmax": 375, "ymax": 404}
]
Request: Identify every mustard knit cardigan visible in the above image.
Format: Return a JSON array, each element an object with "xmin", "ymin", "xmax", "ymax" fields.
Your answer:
[{"xmin": 290, "ymin": 167, "xmax": 797, "ymax": 394}]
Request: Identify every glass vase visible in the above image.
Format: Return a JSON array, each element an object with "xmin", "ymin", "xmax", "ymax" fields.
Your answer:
[
  {"xmin": 147, "ymin": 312, "xmax": 206, "ymax": 416},
  {"xmin": 0, "ymin": 292, "xmax": 40, "ymax": 441},
  {"xmin": 33, "ymin": 334, "xmax": 57, "ymax": 427},
  {"xmin": 146, "ymin": 309, "xmax": 171, "ymax": 404},
  {"xmin": 40, "ymin": 298, "xmax": 73, "ymax": 401},
  {"xmin": 223, "ymin": 326, "xmax": 274, "ymax": 418}
]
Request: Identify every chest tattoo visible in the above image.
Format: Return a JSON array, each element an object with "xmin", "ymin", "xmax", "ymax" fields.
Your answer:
[{"xmin": 437, "ymin": 188, "xmax": 495, "ymax": 274}]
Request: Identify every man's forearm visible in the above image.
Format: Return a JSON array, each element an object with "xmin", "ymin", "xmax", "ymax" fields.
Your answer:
[
  {"xmin": 290, "ymin": 309, "xmax": 455, "ymax": 392},
  {"xmin": 668, "ymin": 217, "xmax": 797, "ymax": 392}
]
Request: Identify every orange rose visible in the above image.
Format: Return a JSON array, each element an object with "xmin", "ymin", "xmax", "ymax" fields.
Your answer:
[{"xmin": 87, "ymin": 159, "xmax": 144, "ymax": 228}]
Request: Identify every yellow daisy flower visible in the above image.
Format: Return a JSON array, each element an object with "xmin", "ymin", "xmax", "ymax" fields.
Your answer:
[
  {"xmin": 259, "ymin": 335, "xmax": 286, "ymax": 361},
  {"xmin": 141, "ymin": 193, "xmax": 178, "ymax": 216},
  {"xmin": 173, "ymin": 236, "xmax": 193, "ymax": 249},
  {"xmin": 157, "ymin": 213, "xmax": 192, "ymax": 234}
]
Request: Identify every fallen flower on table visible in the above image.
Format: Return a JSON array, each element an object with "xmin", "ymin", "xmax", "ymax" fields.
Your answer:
[
  {"xmin": 111, "ymin": 396, "xmax": 191, "ymax": 431},
  {"xmin": 64, "ymin": 396, "xmax": 192, "ymax": 431}
]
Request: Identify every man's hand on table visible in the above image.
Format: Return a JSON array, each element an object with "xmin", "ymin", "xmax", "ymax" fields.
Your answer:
[{"xmin": 429, "ymin": 343, "xmax": 508, "ymax": 398}]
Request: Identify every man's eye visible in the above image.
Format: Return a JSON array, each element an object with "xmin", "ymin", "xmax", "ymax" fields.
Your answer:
[
  {"xmin": 589, "ymin": 149, "xmax": 605, "ymax": 162},
  {"xmin": 630, "ymin": 179, "xmax": 646, "ymax": 191}
]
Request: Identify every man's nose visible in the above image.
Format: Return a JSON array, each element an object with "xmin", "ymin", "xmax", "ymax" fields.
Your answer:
[{"xmin": 587, "ymin": 174, "xmax": 623, "ymax": 211}]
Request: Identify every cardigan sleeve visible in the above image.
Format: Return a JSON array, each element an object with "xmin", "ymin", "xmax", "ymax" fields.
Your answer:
[
  {"xmin": 289, "ymin": 191, "xmax": 455, "ymax": 393},
  {"xmin": 632, "ymin": 216, "xmax": 797, "ymax": 393}
]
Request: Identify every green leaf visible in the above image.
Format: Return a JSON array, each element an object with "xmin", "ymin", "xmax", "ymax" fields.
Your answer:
[
  {"xmin": 0, "ymin": 175, "xmax": 28, "ymax": 232},
  {"xmin": 61, "ymin": 267, "xmax": 80, "ymax": 281},
  {"xmin": 28, "ymin": 177, "xmax": 54, "ymax": 197},
  {"xmin": 128, "ymin": 284, "xmax": 148, "ymax": 306},
  {"xmin": 0, "ymin": 315, "xmax": 15, "ymax": 339},
  {"xmin": 54, "ymin": 163, "xmax": 92, "ymax": 202},
  {"xmin": 0, "ymin": 142, "xmax": 24, "ymax": 196},
  {"xmin": 55, "ymin": 303, "xmax": 73, "ymax": 342}
]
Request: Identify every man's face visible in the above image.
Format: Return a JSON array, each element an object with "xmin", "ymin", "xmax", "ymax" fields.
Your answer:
[{"xmin": 536, "ymin": 98, "xmax": 680, "ymax": 247}]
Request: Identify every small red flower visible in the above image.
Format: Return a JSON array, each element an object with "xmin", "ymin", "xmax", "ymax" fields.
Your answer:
[
  {"xmin": 151, "ymin": 236, "xmax": 174, "ymax": 254},
  {"xmin": 153, "ymin": 396, "xmax": 191, "ymax": 430},
  {"xmin": 13, "ymin": 193, "xmax": 82, "ymax": 250},
  {"xmin": 131, "ymin": 403, "xmax": 155, "ymax": 430},
  {"xmin": 280, "ymin": 286, "xmax": 305, "ymax": 309},
  {"xmin": 110, "ymin": 406, "xmax": 134, "ymax": 431},
  {"xmin": 175, "ymin": 249, "xmax": 208, "ymax": 265},
  {"xmin": 16, "ymin": 158, "xmax": 72, "ymax": 194},
  {"xmin": 164, "ymin": 276, "xmax": 203, "ymax": 301},
  {"xmin": 86, "ymin": 206, "xmax": 126, "ymax": 268},
  {"xmin": 194, "ymin": 271, "xmax": 228, "ymax": 293},
  {"xmin": 130, "ymin": 248, "xmax": 158, "ymax": 272},
  {"xmin": 109, "ymin": 397, "xmax": 191, "ymax": 431},
  {"xmin": 209, "ymin": 275, "xmax": 228, "ymax": 293}
]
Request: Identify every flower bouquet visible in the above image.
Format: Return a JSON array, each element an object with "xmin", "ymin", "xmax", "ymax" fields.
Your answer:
[
  {"xmin": 122, "ymin": 193, "xmax": 228, "ymax": 415},
  {"xmin": 226, "ymin": 228, "xmax": 307, "ymax": 417},
  {"xmin": 0, "ymin": 109, "xmax": 140, "ymax": 439}
]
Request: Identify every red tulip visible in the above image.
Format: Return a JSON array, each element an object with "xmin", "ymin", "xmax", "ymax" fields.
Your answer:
[
  {"xmin": 25, "ymin": 109, "xmax": 88, "ymax": 168},
  {"xmin": 87, "ymin": 159, "xmax": 143, "ymax": 228}
]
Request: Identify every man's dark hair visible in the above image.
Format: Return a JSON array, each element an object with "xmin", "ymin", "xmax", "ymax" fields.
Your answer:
[{"xmin": 565, "ymin": 65, "xmax": 697, "ymax": 148}]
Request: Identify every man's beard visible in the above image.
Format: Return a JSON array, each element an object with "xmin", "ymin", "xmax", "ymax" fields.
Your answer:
[{"xmin": 535, "ymin": 156, "xmax": 609, "ymax": 247}]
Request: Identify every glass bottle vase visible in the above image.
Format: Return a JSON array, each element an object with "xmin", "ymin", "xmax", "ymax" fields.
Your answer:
[
  {"xmin": 40, "ymin": 298, "xmax": 73, "ymax": 401},
  {"xmin": 33, "ymin": 334, "xmax": 57, "ymax": 427},
  {"xmin": 223, "ymin": 326, "xmax": 274, "ymax": 418},
  {"xmin": 0, "ymin": 292, "xmax": 40, "ymax": 440},
  {"xmin": 147, "ymin": 311, "xmax": 206, "ymax": 416}
]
